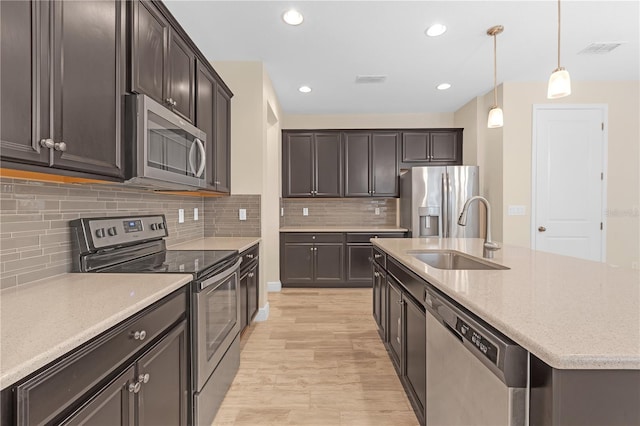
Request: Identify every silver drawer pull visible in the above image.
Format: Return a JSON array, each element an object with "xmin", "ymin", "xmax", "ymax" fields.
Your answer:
[
  {"xmin": 138, "ymin": 373, "xmax": 150, "ymax": 384},
  {"xmin": 54, "ymin": 141, "xmax": 67, "ymax": 152},
  {"xmin": 132, "ymin": 330, "xmax": 147, "ymax": 341},
  {"xmin": 374, "ymin": 254, "xmax": 382, "ymax": 259},
  {"xmin": 246, "ymin": 254, "xmax": 254, "ymax": 259},
  {"xmin": 40, "ymin": 138, "xmax": 54, "ymax": 149},
  {"xmin": 128, "ymin": 382, "xmax": 141, "ymax": 393}
]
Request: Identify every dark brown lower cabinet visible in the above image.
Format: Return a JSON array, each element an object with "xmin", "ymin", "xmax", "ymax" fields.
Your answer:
[
  {"xmin": 404, "ymin": 295, "xmax": 426, "ymax": 422},
  {"xmin": 387, "ymin": 279, "xmax": 403, "ymax": 374},
  {"xmin": 372, "ymin": 260, "xmax": 387, "ymax": 341},
  {"xmin": 239, "ymin": 244, "xmax": 260, "ymax": 333}
]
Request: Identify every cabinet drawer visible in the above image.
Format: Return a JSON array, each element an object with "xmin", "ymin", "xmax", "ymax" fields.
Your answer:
[
  {"xmin": 372, "ymin": 247, "xmax": 387, "ymax": 269},
  {"xmin": 240, "ymin": 244, "xmax": 259, "ymax": 272},
  {"xmin": 283, "ymin": 233, "xmax": 344, "ymax": 244},
  {"xmin": 15, "ymin": 288, "xmax": 187, "ymax": 426},
  {"xmin": 346, "ymin": 232, "xmax": 406, "ymax": 243}
]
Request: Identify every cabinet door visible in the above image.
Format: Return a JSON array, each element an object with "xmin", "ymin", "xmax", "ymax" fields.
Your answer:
[
  {"xmin": 404, "ymin": 295, "xmax": 426, "ymax": 415},
  {"xmin": 387, "ymin": 279, "xmax": 403, "ymax": 374},
  {"xmin": 0, "ymin": 1, "xmax": 49, "ymax": 165},
  {"xmin": 347, "ymin": 244, "xmax": 373, "ymax": 283},
  {"xmin": 167, "ymin": 31, "xmax": 194, "ymax": 121},
  {"xmin": 371, "ymin": 132, "xmax": 399, "ymax": 197},
  {"xmin": 314, "ymin": 243, "xmax": 345, "ymax": 283},
  {"xmin": 214, "ymin": 84, "xmax": 231, "ymax": 193},
  {"xmin": 49, "ymin": 0, "xmax": 125, "ymax": 178},
  {"xmin": 429, "ymin": 131, "xmax": 459, "ymax": 164},
  {"xmin": 282, "ymin": 133, "xmax": 314, "ymax": 197},
  {"xmin": 402, "ymin": 132, "xmax": 429, "ymax": 162},
  {"xmin": 282, "ymin": 243, "xmax": 314, "ymax": 284},
  {"xmin": 344, "ymin": 132, "xmax": 371, "ymax": 196},
  {"xmin": 131, "ymin": 1, "xmax": 167, "ymax": 105},
  {"xmin": 372, "ymin": 261, "xmax": 382, "ymax": 328},
  {"xmin": 239, "ymin": 271, "xmax": 248, "ymax": 331},
  {"xmin": 196, "ymin": 62, "xmax": 216, "ymax": 189},
  {"xmin": 314, "ymin": 133, "xmax": 342, "ymax": 197},
  {"xmin": 137, "ymin": 321, "xmax": 188, "ymax": 426},
  {"xmin": 380, "ymin": 270, "xmax": 387, "ymax": 341},
  {"xmin": 60, "ymin": 366, "xmax": 135, "ymax": 426},
  {"xmin": 247, "ymin": 263, "xmax": 259, "ymax": 322}
]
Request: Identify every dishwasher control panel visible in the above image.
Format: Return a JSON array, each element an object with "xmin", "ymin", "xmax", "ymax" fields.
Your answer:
[{"xmin": 456, "ymin": 318, "xmax": 498, "ymax": 364}]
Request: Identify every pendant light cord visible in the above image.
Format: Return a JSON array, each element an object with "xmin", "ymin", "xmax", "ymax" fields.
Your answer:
[
  {"xmin": 557, "ymin": 0, "xmax": 561, "ymax": 69},
  {"xmin": 493, "ymin": 33, "xmax": 498, "ymax": 106}
]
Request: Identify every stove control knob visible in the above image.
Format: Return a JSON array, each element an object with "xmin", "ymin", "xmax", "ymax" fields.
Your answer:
[
  {"xmin": 95, "ymin": 228, "xmax": 105, "ymax": 238},
  {"xmin": 108, "ymin": 227, "xmax": 117, "ymax": 236},
  {"xmin": 150, "ymin": 223, "xmax": 158, "ymax": 231}
]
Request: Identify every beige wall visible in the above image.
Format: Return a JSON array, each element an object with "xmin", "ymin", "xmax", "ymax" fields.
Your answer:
[
  {"xmin": 456, "ymin": 81, "xmax": 640, "ymax": 268},
  {"xmin": 213, "ymin": 61, "xmax": 284, "ymax": 307},
  {"xmin": 282, "ymin": 112, "xmax": 454, "ymax": 129}
]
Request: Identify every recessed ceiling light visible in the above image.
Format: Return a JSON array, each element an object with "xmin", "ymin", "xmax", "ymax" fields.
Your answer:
[
  {"xmin": 425, "ymin": 23, "xmax": 447, "ymax": 37},
  {"xmin": 436, "ymin": 83, "xmax": 452, "ymax": 90},
  {"xmin": 283, "ymin": 9, "xmax": 304, "ymax": 26},
  {"xmin": 298, "ymin": 85, "xmax": 312, "ymax": 93}
]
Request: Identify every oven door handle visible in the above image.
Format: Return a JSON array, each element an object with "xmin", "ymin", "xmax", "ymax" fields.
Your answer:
[{"xmin": 198, "ymin": 258, "xmax": 243, "ymax": 291}]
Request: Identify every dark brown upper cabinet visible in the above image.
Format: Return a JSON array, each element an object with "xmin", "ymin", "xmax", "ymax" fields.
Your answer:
[
  {"xmin": 0, "ymin": 0, "xmax": 126, "ymax": 179},
  {"xmin": 344, "ymin": 131, "xmax": 399, "ymax": 197},
  {"xmin": 282, "ymin": 131, "xmax": 342, "ymax": 198},
  {"xmin": 401, "ymin": 129, "xmax": 462, "ymax": 166},
  {"xmin": 195, "ymin": 61, "xmax": 231, "ymax": 193},
  {"xmin": 131, "ymin": 1, "xmax": 195, "ymax": 122}
]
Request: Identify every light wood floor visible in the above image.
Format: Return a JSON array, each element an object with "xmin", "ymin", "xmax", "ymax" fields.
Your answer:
[{"xmin": 211, "ymin": 288, "xmax": 419, "ymax": 426}]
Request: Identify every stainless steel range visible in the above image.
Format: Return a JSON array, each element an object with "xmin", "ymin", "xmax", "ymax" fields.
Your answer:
[{"xmin": 70, "ymin": 214, "xmax": 241, "ymax": 426}]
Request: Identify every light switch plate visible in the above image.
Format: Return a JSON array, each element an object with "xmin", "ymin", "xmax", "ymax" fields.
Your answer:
[
  {"xmin": 507, "ymin": 205, "xmax": 526, "ymax": 216},
  {"xmin": 239, "ymin": 209, "xmax": 247, "ymax": 221},
  {"xmin": 178, "ymin": 209, "xmax": 185, "ymax": 223},
  {"xmin": 303, "ymin": 208, "xmax": 308, "ymax": 216},
  {"xmin": 375, "ymin": 207, "xmax": 380, "ymax": 215},
  {"xmin": 193, "ymin": 208, "xmax": 199, "ymax": 221}
]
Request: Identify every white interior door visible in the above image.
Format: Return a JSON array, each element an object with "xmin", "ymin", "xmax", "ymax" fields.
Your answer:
[{"xmin": 532, "ymin": 106, "xmax": 606, "ymax": 262}]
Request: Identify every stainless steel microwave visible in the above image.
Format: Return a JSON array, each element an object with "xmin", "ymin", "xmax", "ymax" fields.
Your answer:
[{"xmin": 125, "ymin": 94, "xmax": 207, "ymax": 190}]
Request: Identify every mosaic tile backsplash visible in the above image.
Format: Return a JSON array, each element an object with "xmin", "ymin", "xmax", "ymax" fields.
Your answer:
[
  {"xmin": 0, "ymin": 177, "xmax": 260, "ymax": 289},
  {"xmin": 280, "ymin": 198, "xmax": 397, "ymax": 227},
  {"xmin": 204, "ymin": 195, "xmax": 261, "ymax": 237}
]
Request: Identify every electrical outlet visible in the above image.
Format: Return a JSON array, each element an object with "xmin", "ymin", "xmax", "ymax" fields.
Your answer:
[
  {"xmin": 303, "ymin": 208, "xmax": 308, "ymax": 216},
  {"xmin": 507, "ymin": 205, "xmax": 526, "ymax": 216},
  {"xmin": 239, "ymin": 209, "xmax": 247, "ymax": 221},
  {"xmin": 193, "ymin": 208, "xmax": 199, "ymax": 221},
  {"xmin": 281, "ymin": 207, "xmax": 284, "ymax": 217},
  {"xmin": 375, "ymin": 207, "xmax": 380, "ymax": 215},
  {"xmin": 178, "ymin": 209, "xmax": 185, "ymax": 223}
]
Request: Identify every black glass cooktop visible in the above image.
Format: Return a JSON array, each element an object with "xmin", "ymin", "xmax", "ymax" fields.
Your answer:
[{"xmin": 101, "ymin": 250, "xmax": 238, "ymax": 279}]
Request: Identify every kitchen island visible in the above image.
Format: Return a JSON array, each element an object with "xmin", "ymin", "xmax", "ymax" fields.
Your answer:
[{"xmin": 372, "ymin": 237, "xmax": 640, "ymax": 425}]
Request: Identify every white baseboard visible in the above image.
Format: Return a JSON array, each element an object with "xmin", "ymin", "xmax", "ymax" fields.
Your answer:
[
  {"xmin": 267, "ymin": 280, "xmax": 282, "ymax": 292},
  {"xmin": 254, "ymin": 302, "xmax": 269, "ymax": 322}
]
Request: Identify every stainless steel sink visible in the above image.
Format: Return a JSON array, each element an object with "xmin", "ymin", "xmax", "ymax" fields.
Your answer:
[{"xmin": 408, "ymin": 250, "xmax": 509, "ymax": 270}]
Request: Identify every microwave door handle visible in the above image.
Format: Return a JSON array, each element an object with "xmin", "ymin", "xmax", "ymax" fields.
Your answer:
[
  {"xmin": 195, "ymin": 138, "xmax": 206, "ymax": 178},
  {"xmin": 188, "ymin": 140, "xmax": 198, "ymax": 176}
]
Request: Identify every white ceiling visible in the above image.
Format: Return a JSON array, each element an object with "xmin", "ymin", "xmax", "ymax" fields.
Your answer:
[{"xmin": 165, "ymin": 1, "xmax": 639, "ymax": 115}]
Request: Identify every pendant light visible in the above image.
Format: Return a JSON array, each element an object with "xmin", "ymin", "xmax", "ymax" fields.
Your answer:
[
  {"xmin": 487, "ymin": 25, "xmax": 504, "ymax": 129},
  {"xmin": 547, "ymin": 0, "xmax": 571, "ymax": 98}
]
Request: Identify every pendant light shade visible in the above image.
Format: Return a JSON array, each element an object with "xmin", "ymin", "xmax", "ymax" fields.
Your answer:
[
  {"xmin": 487, "ymin": 25, "xmax": 504, "ymax": 129},
  {"xmin": 487, "ymin": 106, "xmax": 504, "ymax": 128},
  {"xmin": 548, "ymin": 0, "xmax": 571, "ymax": 99}
]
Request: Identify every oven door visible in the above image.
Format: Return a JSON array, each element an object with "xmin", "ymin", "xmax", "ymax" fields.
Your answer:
[
  {"xmin": 134, "ymin": 94, "xmax": 208, "ymax": 189},
  {"xmin": 194, "ymin": 258, "xmax": 242, "ymax": 390}
]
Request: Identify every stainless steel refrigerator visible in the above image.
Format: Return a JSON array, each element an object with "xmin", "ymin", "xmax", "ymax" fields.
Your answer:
[{"xmin": 400, "ymin": 166, "xmax": 480, "ymax": 238}]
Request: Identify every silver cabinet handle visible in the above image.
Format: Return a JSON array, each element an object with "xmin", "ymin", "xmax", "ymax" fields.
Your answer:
[
  {"xmin": 374, "ymin": 271, "xmax": 379, "ymax": 278},
  {"xmin": 194, "ymin": 138, "xmax": 206, "ymax": 178},
  {"xmin": 132, "ymin": 330, "xmax": 147, "ymax": 340},
  {"xmin": 165, "ymin": 97, "xmax": 173, "ymax": 106},
  {"xmin": 374, "ymin": 254, "xmax": 382, "ymax": 259},
  {"xmin": 138, "ymin": 373, "xmax": 150, "ymax": 384},
  {"xmin": 128, "ymin": 382, "xmax": 141, "ymax": 393},
  {"xmin": 312, "ymin": 236, "xmax": 316, "ymax": 240},
  {"xmin": 172, "ymin": 100, "xmax": 177, "ymax": 107},
  {"xmin": 246, "ymin": 254, "xmax": 254, "ymax": 259},
  {"xmin": 215, "ymin": 180, "xmax": 221, "ymax": 185},
  {"xmin": 248, "ymin": 272, "xmax": 254, "ymax": 278},
  {"xmin": 54, "ymin": 141, "xmax": 67, "ymax": 152},
  {"xmin": 40, "ymin": 138, "xmax": 54, "ymax": 149}
]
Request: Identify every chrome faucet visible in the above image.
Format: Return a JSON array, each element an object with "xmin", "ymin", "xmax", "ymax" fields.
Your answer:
[{"xmin": 458, "ymin": 196, "xmax": 500, "ymax": 259}]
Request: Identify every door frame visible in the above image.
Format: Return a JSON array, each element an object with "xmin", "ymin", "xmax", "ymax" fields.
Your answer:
[{"xmin": 530, "ymin": 104, "xmax": 608, "ymax": 261}]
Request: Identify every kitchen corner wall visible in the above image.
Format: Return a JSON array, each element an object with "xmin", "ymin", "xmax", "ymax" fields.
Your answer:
[
  {"xmin": 280, "ymin": 198, "xmax": 397, "ymax": 227},
  {"xmin": 204, "ymin": 195, "xmax": 261, "ymax": 237}
]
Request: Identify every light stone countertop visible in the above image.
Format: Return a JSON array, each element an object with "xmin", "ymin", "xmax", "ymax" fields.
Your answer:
[
  {"xmin": 372, "ymin": 238, "xmax": 640, "ymax": 370},
  {"xmin": 280, "ymin": 226, "xmax": 408, "ymax": 233},
  {"xmin": 168, "ymin": 237, "xmax": 260, "ymax": 252},
  {"xmin": 0, "ymin": 273, "xmax": 192, "ymax": 389}
]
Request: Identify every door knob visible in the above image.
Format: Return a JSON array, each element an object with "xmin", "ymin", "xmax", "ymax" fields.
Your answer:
[{"xmin": 538, "ymin": 226, "xmax": 547, "ymax": 232}]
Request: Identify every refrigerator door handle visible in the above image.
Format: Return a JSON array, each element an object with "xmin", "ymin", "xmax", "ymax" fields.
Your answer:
[{"xmin": 441, "ymin": 172, "xmax": 449, "ymax": 238}]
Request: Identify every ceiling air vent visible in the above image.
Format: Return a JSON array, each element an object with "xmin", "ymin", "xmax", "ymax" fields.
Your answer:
[
  {"xmin": 355, "ymin": 75, "xmax": 387, "ymax": 84},
  {"xmin": 578, "ymin": 42, "xmax": 624, "ymax": 55}
]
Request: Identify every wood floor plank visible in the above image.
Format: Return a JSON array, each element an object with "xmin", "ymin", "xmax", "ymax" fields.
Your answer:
[{"xmin": 211, "ymin": 288, "xmax": 419, "ymax": 426}]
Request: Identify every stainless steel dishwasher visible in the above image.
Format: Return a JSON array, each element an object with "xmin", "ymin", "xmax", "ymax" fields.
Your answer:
[{"xmin": 424, "ymin": 287, "xmax": 527, "ymax": 425}]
